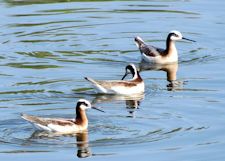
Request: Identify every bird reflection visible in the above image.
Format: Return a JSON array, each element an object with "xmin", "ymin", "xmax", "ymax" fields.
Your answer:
[
  {"xmin": 91, "ymin": 94, "xmax": 144, "ymax": 117},
  {"xmin": 76, "ymin": 132, "xmax": 91, "ymax": 158},
  {"xmin": 125, "ymin": 99, "xmax": 141, "ymax": 117},
  {"xmin": 28, "ymin": 130, "xmax": 92, "ymax": 158},
  {"xmin": 139, "ymin": 61, "xmax": 184, "ymax": 91}
]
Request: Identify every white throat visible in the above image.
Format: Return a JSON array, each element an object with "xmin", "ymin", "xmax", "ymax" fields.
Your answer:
[{"xmin": 133, "ymin": 71, "xmax": 138, "ymax": 80}]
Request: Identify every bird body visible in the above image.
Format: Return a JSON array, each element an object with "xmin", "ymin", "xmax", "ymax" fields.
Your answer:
[
  {"xmin": 85, "ymin": 64, "xmax": 144, "ymax": 95},
  {"xmin": 21, "ymin": 99, "xmax": 104, "ymax": 133}
]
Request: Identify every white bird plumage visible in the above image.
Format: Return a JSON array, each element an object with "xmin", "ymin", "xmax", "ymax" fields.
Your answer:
[{"xmin": 85, "ymin": 64, "xmax": 144, "ymax": 95}]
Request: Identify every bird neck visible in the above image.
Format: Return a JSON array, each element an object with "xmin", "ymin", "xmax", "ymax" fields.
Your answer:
[
  {"xmin": 132, "ymin": 71, "xmax": 142, "ymax": 82},
  {"xmin": 76, "ymin": 107, "xmax": 88, "ymax": 126},
  {"xmin": 166, "ymin": 38, "xmax": 178, "ymax": 57}
]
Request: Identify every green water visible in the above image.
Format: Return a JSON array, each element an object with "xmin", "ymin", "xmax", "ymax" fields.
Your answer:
[{"xmin": 0, "ymin": 0, "xmax": 225, "ymax": 160}]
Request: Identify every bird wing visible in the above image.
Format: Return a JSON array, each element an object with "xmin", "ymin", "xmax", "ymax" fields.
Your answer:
[
  {"xmin": 139, "ymin": 44, "xmax": 163, "ymax": 57},
  {"xmin": 21, "ymin": 113, "xmax": 75, "ymax": 131},
  {"xmin": 95, "ymin": 80, "xmax": 138, "ymax": 89}
]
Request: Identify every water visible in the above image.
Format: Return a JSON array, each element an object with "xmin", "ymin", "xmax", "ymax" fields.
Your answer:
[{"xmin": 0, "ymin": 0, "xmax": 225, "ymax": 160}]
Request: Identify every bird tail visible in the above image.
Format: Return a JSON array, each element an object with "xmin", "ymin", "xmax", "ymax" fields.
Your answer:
[
  {"xmin": 21, "ymin": 113, "xmax": 36, "ymax": 122},
  {"xmin": 21, "ymin": 113, "xmax": 46, "ymax": 125},
  {"xmin": 84, "ymin": 77, "xmax": 107, "ymax": 93},
  {"xmin": 134, "ymin": 36, "xmax": 145, "ymax": 48},
  {"xmin": 84, "ymin": 77, "xmax": 99, "ymax": 85}
]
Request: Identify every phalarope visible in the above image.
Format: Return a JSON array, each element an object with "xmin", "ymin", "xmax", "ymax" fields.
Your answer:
[
  {"xmin": 21, "ymin": 99, "xmax": 104, "ymax": 133},
  {"xmin": 135, "ymin": 30, "xmax": 195, "ymax": 64},
  {"xmin": 85, "ymin": 64, "xmax": 144, "ymax": 95}
]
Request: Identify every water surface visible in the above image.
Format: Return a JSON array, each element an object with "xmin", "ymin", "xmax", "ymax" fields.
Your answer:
[{"xmin": 0, "ymin": 0, "xmax": 225, "ymax": 160}]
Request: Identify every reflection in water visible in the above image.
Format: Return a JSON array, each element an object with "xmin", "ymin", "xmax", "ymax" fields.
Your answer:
[
  {"xmin": 125, "ymin": 99, "xmax": 140, "ymax": 117},
  {"xmin": 28, "ymin": 131, "xmax": 92, "ymax": 158},
  {"xmin": 139, "ymin": 61, "xmax": 185, "ymax": 91},
  {"xmin": 166, "ymin": 79, "xmax": 186, "ymax": 91},
  {"xmin": 1, "ymin": 0, "xmax": 224, "ymax": 159},
  {"xmin": 76, "ymin": 132, "xmax": 92, "ymax": 158},
  {"xmin": 92, "ymin": 94, "xmax": 144, "ymax": 117}
]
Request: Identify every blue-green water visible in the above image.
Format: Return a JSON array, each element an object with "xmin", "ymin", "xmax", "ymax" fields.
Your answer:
[{"xmin": 0, "ymin": 0, "xmax": 225, "ymax": 160}]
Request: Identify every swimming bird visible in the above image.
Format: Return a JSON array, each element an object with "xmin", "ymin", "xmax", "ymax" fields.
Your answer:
[
  {"xmin": 21, "ymin": 99, "xmax": 104, "ymax": 133},
  {"xmin": 134, "ymin": 30, "xmax": 195, "ymax": 64},
  {"xmin": 85, "ymin": 64, "xmax": 144, "ymax": 95}
]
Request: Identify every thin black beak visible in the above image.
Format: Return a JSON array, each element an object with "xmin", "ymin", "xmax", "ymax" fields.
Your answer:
[
  {"xmin": 121, "ymin": 72, "xmax": 128, "ymax": 80},
  {"xmin": 92, "ymin": 106, "xmax": 105, "ymax": 113},
  {"xmin": 182, "ymin": 37, "xmax": 196, "ymax": 42}
]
